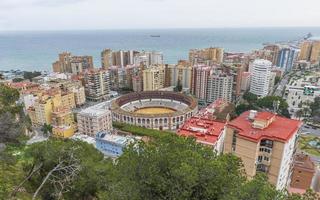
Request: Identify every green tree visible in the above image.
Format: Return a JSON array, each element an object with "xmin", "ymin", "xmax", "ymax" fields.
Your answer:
[
  {"xmin": 41, "ymin": 123, "xmax": 53, "ymax": 137},
  {"xmin": 12, "ymin": 78, "xmax": 25, "ymax": 83},
  {"xmin": 275, "ymin": 76, "xmax": 281, "ymax": 85},
  {"xmin": 23, "ymin": 71, "xmax": 41, "ymax": 81},
  {"xmin": 99, "ymin": 134, "xmax": 247, "ymax": 200},
  {"xmin": 0, "ymin": 84, "xmax": 20, "ymax": 113},
  {"xmin": 19, "ymin": 139, "xmax": 109, "ymax": 200},
  {"xmin": 257, "ymin": 96, "xmax": 290, "ymax": 118},
  {"xmin": 243, "ymin": 92, "xmax": 258, "ymax": 104},
  {"xmin": 235, "ymin": 103, "xmax": 255, "ymax": 115}
]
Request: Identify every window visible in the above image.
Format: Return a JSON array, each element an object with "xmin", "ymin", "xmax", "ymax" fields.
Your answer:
[
  {"xmin": 258, "ymin": 156, "xmax": 262, "ymax": 162},
  {"xmin": 232, "ymin": 133, "xmax": 237, "ymax": 151},
  {"xmin": 264, "ymin": 156, "xmax": 269, "ymax": 161}
]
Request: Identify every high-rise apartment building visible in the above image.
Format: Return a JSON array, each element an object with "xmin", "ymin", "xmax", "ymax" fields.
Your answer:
[
  {"xmin": 263, "ymin": 44, "xmax": 280, "ymax": 65},
  {"xmin": 166, "ymin": 64, "xmax": 192, "ymax": 89},
  {"xmin": 299, "ymin": 41, "xmax": 313, "ymax": 61},
  {"xmin": 191, "ymin": 66, "xmax": 212, "ymax": 101},
  {"xmin": 101, "ymin": 49, "xmax": 112, "ymax": 69},
  {"xmin": 189, "ymin": 47, "xmax": 224, "ymax": 65},
  {"xmin": 112, "ymin": 50, "xmax": 139, "ymax": 67},
  {"xmin": 276, "ymin": 47, "xmax": 299, "ymax": 72},
  {"xmin": 207, "ymin": 72, "xmax": 233, "ymax": 103},
  {"xmin": 132, "ymin": 75, "xmax": 143, "ymax": 92},
  {"xmin": 224, "ymin": 110, "xmax": 302, "ymax": 190},
  {"xmin": 310, "ymin": 41, "xmax": 320, "ymax": 63},
  {"xmin": 52, "ymin": 52, "xmax": 93, "ymax": 74},
  {"xmin": 134, "ymin": 51, "xmax": 164, "ymax": 66},
  {"xmin": 142, "ymin": 66, "xmax": 165, "ymax": 91},
  {"xmin": 84, "ymin": 69, "xmax": 110, "ymax": 101},
  {"xmin": 299, "ymin": 40, "xmax": 320, "ymax": 64},
  {"xmin": 249, "ymin": 59, "xmax": 272, "ymax": 97}
]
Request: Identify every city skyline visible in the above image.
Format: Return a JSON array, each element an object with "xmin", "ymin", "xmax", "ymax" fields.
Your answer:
[{"xmin": 1, "ymin": 0, "xmax": 320, "ymax": 31}]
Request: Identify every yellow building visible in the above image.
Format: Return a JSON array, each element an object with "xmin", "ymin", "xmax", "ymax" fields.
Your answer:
[
  {"xmin": 61, "ymin": 91, "xmax": 76, "ymax": 109},
  {"xmin": 27, "ymin": 88, "xmax": 76, "ymax": 129},
  {"xmin": 310, "ymin": 41, "xmax": 320, "ymax": 63},
  {"xmin": 299, "ymin": 41, "xmax": 313, "ymax": 61},
  {"xmin": 189, "ymin": 47, "xmax": 224, "ymax": 65},
  {"xmin": 52, "ymin": 126, "xmax": 75, "ymax": 138},
  {"xmin": 143, "ymin": 66, "xmax": 165, "ymax": 91}
]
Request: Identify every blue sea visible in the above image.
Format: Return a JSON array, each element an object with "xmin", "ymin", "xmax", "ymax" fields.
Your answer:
[{"xmin": 1, "ymin": 27, "xmax": 320, "ymax": 71}]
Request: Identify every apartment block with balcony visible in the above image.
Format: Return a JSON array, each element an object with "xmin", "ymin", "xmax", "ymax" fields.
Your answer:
[{"xmin": 224, "ymin": 110, "xmax": 302, "ymax": 190}]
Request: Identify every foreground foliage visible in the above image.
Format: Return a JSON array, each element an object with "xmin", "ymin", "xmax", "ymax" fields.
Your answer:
[{"xmin": 1, "ymin": 134, "xmax": 319, "ymax": 199}]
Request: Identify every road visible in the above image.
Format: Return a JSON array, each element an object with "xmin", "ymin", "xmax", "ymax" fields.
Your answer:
[
  {"xmin": 299, "ymin": 124, "xmax": 320, "ymax": 137},
  {"xmin": 26, "ymin": 127, "xmax": 48, "ymax": 145}
]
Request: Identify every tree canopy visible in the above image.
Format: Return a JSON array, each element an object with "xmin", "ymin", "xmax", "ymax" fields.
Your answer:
[{"xmin": 1, "ymin": 134, "xmax": 319, "ymax": 199}]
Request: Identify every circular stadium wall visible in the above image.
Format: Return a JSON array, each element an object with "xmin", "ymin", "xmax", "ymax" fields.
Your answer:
[{"xmin": 111, "ymin": 91, "xmax": 198, "ymax": 130}]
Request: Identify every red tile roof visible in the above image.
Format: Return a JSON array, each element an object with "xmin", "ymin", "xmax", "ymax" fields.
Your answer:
[
  {"xmin": 227, "ymin": 111, "xmax": 302, "ymax": 142},
  {"xmin": 177, "ymin": 117, "xmax": 225, "ymax": 146},
  {"xmin": 255, "ymin": 112, "xmax": 276, "ymax": 121}
]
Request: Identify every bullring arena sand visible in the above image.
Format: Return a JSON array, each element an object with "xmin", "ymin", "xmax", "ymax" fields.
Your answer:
[{"xmin": 134, "ymin": 107, "xmax": 176, "ymax": 114}]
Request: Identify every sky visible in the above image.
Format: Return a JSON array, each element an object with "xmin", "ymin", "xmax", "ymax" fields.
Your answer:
[{"xmin": 0, "ymin": 0, "xmax": 320, "ymax": 31}]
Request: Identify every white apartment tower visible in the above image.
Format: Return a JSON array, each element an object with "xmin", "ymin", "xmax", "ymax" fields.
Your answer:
[{"xmin": 249, "ymin": 59, "xmax": 272, "ymax": 97}]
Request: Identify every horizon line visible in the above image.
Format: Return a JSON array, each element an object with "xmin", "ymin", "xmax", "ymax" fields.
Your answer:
[{"xmin": 1, "ymin": 26, "xmax": 320, "ymax": 32}]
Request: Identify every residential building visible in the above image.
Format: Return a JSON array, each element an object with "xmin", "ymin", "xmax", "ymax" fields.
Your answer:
[
  {"xmin": 241, "ymin": 72, "xmax": 251, "ymax": 92},
  {"xmin": 276, "ymin": 47, "xmax": 299, "ymax": 72},
  {"xmin": 191, "ymin": 65, "xmax": 212, "ymax": 102},
  {"xmin": 167, "ymin": 64, "xmax": 192, "ymax": 89},
  {"xmin": 285, "ymin": 74, "xmax": 320, "ymax": 116},
  {"xmin": 142, "ymin": 66, "xmax": 165, "ymax": 91},
  {"xmin": 299, "ymin": 41, "xmax": 313, "ymax": 61},
  {"xmin": 84, "ymin": 69, "xmax": 110, "ymax": 101},
  {"xmin": 207, "ymin": 72, "xmax": 233, "ymax": 103},
  {"xmin": 52, "ymin": 52, "xmax": 93, "ymax": 74},
  {"xmin": 77, "ymin": 104, "xmax": 113, "ymax": 137},
  {"xmin": 249, "ymin": 59, "xmax": 272, "ymax": 97},
  {"xmin": 177, "ymin": 117, "xmax": 226, "ymax": 153},
  {"xmin": 101, "ymin": 49, "xmax": 112, "ymax": 69},
  {"xmin": 189, "ymin": 47, "xmax": 224, "ymax": 65},
  {"xmin": 224, "ymin": 110, "xmax": 302, "ymax": 189},
  {"xmin": 299, "ymin": 40, "xmax": 320, "ymax": 64},
  {"xmin": 112, "ymin": 50, "xmax": 139, "ymax": 67},
  {"xmin": 290, "ymin": 153, "xmax": 315, "ymax": 190},
  {"xmin": 51, "ymin": 107, "xmax": 75, "ymax": 138},
  {"xmin": 95, "ymin": 131, "xmax": 134, "ymax": 157},
  {"xmin": 134, "ymin": 51, "xmax": 164, "ymax": 66},
  {"xmin": 310, "ymin": 41, "xmax": 320, "ymax": 63},
  {"xmin": 132, "ymin": 75, "xmax": 143, "ymax": 92}
]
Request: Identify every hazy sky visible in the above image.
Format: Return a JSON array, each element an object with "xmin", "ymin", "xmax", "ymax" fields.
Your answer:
[{"xmin": 0, "ymin": 0, "xmax": 320, "ymax": 31}]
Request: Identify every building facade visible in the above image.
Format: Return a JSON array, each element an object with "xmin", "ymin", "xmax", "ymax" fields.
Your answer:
[
  {"xmin": 249, "ymin": 59, "xmax": 272, "ymax": 97},
  {"xmin": 142, "ymin": 66, "xmax": 165, "ymax": 91},
  {"xmin": 95, "ymin": 131, "xmax": 134, "ymax": 157},
  {"xmin": 84, "ymin": 70, "xmax": 110, "ymax": 101},
  {"xmin": 207, "ymin": 73, "xmax": 233, "ymax": 103},
  {"xmin": 224, "ymin": 111, "xmax": 302, "ymax": 190},
  {"xmin": 77, "ymin": 107, "xmax": 113, "ymax": 137}
]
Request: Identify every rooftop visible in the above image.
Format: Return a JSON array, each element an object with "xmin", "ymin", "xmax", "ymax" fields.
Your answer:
[
  {"xmin": 293, "ymin": 153, "xmax": 315, "ymax": 172},
  {"xmin": 96, "ymin": 131, "xmax": 133, "ymax": 146},
  {"xmin": 227, "ymin": 111, "xmax": 302, "ymax": 142},
  {"xmin": 177, "ymin": 117, "xmax": 225, "ymax": 146}
]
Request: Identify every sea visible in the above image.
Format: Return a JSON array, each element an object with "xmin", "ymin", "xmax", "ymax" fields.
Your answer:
[{"xmin": 1, "ymin": 27, "xmax": 320, "ymax": 71}]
